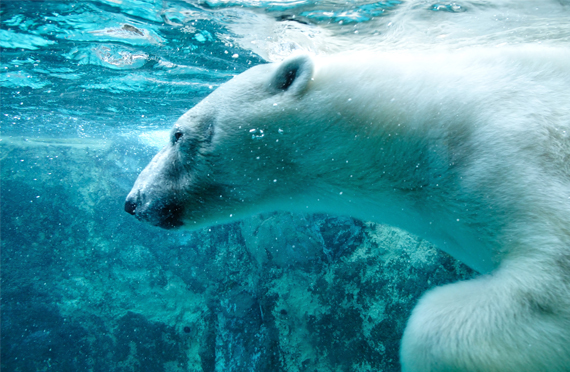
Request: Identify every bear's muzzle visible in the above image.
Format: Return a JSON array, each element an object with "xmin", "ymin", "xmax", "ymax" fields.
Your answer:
[{"xmin": 124, "ymin": 193, "xmax": 184, "ymax": 229}]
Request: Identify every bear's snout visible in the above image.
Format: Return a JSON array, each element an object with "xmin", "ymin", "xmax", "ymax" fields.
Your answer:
[
  {"xmin": 124, "ymin": 192, "xmax": 184, "ymax": 229},
  {"xmin": 124, "ymin": 198, "xmax": 137, "ymax": 215}
]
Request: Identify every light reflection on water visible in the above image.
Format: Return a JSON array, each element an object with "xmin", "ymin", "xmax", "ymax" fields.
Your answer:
[{"xmin": 137, "ymin": 130, "xmax": 171, "ymax": 149}]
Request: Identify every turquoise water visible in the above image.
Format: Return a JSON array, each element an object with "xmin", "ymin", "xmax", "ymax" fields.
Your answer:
[
  {"xmin": 1, "ymin": 1, "xmax": 568, "ymax": 371},
  {"xmin": 1, "ymin": 0, "xmax": 264, "ymax": 139}
]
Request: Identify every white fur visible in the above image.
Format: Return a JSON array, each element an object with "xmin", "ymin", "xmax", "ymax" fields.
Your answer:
[{"xmin": 127, "ymin": 45, "xmax": 570, "ymax": 371}]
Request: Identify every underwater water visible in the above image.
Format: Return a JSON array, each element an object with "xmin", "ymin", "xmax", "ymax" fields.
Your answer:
[{"xmin": 1, "ymin": 1, "xmax": 568, "ymax": 371}]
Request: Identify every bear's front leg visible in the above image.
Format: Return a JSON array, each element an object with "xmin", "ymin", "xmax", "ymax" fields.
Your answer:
[{"xmin": 400, "ymin": 261, "xmax": 570, "ymax": 372}]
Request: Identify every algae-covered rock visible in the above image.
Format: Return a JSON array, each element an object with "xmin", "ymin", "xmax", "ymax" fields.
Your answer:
[{"xmin": 1, "ymin": 135, "xmax": 474, "ymax": 372}]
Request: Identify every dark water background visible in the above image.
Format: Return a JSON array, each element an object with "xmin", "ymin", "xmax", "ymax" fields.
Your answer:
[{"xmin": 1, "ymin": 1, "xmax": 568, "ymax": 371}]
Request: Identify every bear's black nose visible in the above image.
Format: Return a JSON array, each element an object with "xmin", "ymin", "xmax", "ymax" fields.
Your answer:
[{"xmin": 124, "ymin": 199, "xmax": 137, "ymax": 215}]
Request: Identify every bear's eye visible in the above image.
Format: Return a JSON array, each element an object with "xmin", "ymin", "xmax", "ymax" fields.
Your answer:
[{"xmin": 174, "ymin": 131, "xmax": 183, "ymax": 143}]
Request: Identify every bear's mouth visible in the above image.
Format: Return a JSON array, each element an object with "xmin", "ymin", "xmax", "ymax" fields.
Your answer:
[
  {"xmin": 153, "ymin": 209, "xmax": 184, "ymax": 229},
  {"xmin": 147, "ymin": 202, "xmax": 184, "ymax": 229},
  {"xmin": 125, "ymin": 198, "xmax": 184, "ymax": 229}
]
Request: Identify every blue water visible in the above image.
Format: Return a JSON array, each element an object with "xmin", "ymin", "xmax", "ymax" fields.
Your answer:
[
  {"xmin": 1, "ymin": 1, "xmax": 568, "ymax": 371},
  {"xmin": 1, "ymin": 0, "xmax": 266, "ymax": 139}
]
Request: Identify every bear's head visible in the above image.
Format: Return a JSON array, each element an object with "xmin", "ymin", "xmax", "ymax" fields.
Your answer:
[{"xmin": 125, "ymin": 55, "xmax": 319, "ymax": 229}]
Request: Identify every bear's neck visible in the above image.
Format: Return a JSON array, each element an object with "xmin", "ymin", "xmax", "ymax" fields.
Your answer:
[{"xmin": 284, "ymin": 53, "xmax": 497, "ymax": 272}]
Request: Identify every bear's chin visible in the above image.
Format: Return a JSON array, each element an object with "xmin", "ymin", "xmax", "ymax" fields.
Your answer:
[{"xmin": 152, "ymin": 217, "xmax": 184, "ymax": 230}]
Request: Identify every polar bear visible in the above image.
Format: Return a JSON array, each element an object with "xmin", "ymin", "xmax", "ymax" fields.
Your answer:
[{"xmin": 125, "ymin": 46, "xmax": 570, "ymax": 371}]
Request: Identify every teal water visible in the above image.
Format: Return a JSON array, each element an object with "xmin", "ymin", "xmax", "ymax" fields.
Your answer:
[
  {"xmin": 1, "ymin": 1, "xmax": 568, "ymax": 371},
  {"xmin": 1, "ymin": 0, "xmax": 264, "ymax": 139}
]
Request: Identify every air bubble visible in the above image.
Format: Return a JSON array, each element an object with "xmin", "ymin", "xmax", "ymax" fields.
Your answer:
[
  {"xmin": 250, "ymin": 128, "xmax": 264, "ymax": 139},
  {"xmin": 431, "ymin": 3, "xmax": 466, "ymax": 12}
]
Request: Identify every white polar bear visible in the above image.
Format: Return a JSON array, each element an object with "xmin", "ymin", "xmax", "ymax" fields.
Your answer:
[{"xmin": 125, "ymin": 46, "xmax": 570, "ymax": 371}]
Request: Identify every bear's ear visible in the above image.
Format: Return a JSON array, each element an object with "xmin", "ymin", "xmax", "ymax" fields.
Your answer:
[{"xmin": 270, "ymin": 55, "xmax": 314, "ymax": 94}]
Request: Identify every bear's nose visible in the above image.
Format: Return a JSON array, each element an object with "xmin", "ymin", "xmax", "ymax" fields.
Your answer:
[{"xmin": 124, "ymin": 198, "xmax": 137, "ymax": 215}]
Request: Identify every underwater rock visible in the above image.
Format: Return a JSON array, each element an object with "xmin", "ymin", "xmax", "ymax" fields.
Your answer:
[
  {"xmin": 242, "ymin": 213, "xmax": 364, "ymax": 268},
  {"xmin": 241, "ymin": 213, "xmax": 325, "ymax": 267}
]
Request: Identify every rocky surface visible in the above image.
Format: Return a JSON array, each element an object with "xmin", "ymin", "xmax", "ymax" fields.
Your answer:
[{"xmin": 1, "ymin": 135, "xmax": 474, "ymax": 372}]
